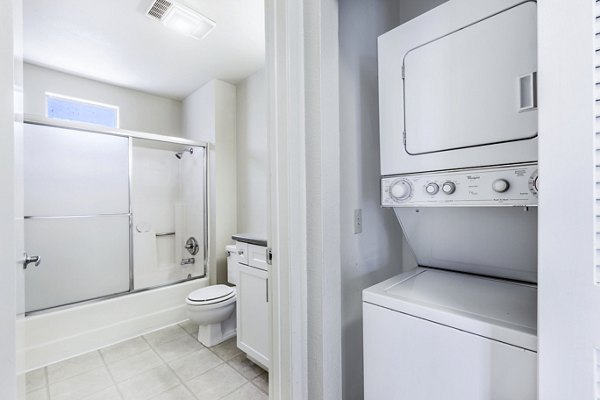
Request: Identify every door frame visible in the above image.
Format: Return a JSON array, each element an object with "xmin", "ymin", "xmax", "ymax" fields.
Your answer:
[{"xmin": 265, "ymin": 0, "xmax": 341, "ymax": 398}]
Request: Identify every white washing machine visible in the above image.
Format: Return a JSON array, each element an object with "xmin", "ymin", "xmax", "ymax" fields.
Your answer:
[
  {"xmin": 365, "ymin": 0, "xmax": 539, "ymax": 398},
  {"xmin": 363, "ymin": 268, "xmax": 537, "ymax": 400}
]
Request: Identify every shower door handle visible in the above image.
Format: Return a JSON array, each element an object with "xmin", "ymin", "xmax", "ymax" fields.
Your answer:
[{"xmin": 23, "ymin": 253, "xmax": 41, "ymax": 269}]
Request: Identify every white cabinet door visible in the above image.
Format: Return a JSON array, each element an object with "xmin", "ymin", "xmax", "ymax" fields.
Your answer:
[{"xmin": 237, "ymin": 263, "xmax": 269, "ymax": 370}]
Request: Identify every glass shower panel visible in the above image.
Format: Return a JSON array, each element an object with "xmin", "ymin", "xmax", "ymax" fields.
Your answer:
[
  {"xmin": 132, "ymin": 139, "xmax": 205, "ymax": 290},
  {"xmin": 24, "ymin": 124, "xmax": 129, "ymax": 216},
  {"xmin": 23, "ymin": 123, "xmax": 130, "ymax": 312},
  {"xmin": 24, "ymin": 216, "xmax": 130, "ymax": 312}
]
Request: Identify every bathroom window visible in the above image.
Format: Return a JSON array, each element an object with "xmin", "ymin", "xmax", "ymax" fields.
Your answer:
[{"xmin": 46, "ymin": 93, "xmax": 119, "ymax": 128}]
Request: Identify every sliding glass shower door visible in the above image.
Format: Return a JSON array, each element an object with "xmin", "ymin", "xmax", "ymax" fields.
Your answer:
[
  {"xmin": 22, "ymin": 121, "xmax": 208, "ymax": 313},
  {"xmin": 23, "ymin": 123, "xmax": 130, "ymax": 312}
]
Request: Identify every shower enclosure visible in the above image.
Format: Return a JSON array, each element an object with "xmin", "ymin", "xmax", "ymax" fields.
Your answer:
[{"xmin": 22, "ymin": 117, "xmax": 208, "ymax": 314}]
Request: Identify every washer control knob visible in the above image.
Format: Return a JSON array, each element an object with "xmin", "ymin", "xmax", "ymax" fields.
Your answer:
[
  {"xmin": 492, "ymin": 179, "xmax": 510, "ymax": 193},
  {"xmin": 389, "ymin": 179, "xmax": 412, "ymax": 202},
  {"xmin": 528, "ymin": 170, "xmax": 539, "ymax": 196},
  {"xmin": 442, "ymin": 182, "xmax": 456, "ymax": 195},
  {"xmin": 425, "ymin": 183, "xmax": 439, "ymax": 195}
]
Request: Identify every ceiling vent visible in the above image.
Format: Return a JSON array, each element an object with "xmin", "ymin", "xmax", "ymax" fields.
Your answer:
[
  {"xmin": 146, "ymin": 0, "xmax": 173, "ymax": 21},
  {"xmin": 145, "ymin": 0, "xmax": 216, "ymax": 40}
]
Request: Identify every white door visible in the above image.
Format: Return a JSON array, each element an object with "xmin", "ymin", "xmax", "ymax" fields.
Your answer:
[
  {"xmin": 237, "ymin": 263, "xmax": 270, "ymax": 369},
  {"xmin": 538, "ymin": 1, "xmax": 600, "ymax": 398}
]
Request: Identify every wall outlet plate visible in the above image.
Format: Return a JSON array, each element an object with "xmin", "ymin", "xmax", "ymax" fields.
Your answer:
[{"xmin": 354, "ymin": 209, "xmax": 362, "ymax": 234}]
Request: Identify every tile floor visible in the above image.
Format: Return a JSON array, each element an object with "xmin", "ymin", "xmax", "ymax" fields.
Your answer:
[{"xmin": 24, "ymin": 320, "xmax": 268, "ymax": 400}]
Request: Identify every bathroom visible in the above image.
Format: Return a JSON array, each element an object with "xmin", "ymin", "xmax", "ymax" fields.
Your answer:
[{"xmin": 11, "ymin": 0, "xmax": 270, "ymax": 399}]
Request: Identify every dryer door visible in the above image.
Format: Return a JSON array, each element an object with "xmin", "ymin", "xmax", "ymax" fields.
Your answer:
[
  {"xmin": 378, "ymin": 0, "xmax": 538, "ymax": 175},
  {"xmin": 404, "ymin": 2, "xmax": 537, "ymax": 155}
]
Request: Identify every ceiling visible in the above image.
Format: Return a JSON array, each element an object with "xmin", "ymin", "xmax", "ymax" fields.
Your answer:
[{"xmin": 23, "ymin": 0, "xmax": 265, "ymax": 99}]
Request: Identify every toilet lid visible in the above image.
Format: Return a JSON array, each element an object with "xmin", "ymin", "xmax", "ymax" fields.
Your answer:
[{"xmin": 187, "ymin": 285, "xmax": 235, "ymax": 303}]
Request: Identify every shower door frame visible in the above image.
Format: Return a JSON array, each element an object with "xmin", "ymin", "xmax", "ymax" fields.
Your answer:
[{"xmin": 23, "ymin": 114, "xmax": 209, "ymax": 315}]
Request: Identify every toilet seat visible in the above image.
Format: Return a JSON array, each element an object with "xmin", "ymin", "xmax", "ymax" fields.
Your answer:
[{"xmin": 187, "ymin": 285, "xmax": 236, "ymax": 306}]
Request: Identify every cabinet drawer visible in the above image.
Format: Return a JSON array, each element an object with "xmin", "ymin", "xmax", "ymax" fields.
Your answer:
[
  {"xmin": 248, "ymin": 244, "xmax": 268, "ymax": 271},
  {"xmin": 235, "ymin": 241, "xmax": 249, "ymax": 265}
]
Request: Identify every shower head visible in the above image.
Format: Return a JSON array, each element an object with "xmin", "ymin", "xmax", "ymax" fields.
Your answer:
[{"xmin": 175, "ymin": 148, "xmax": 194, "ymax": 159}]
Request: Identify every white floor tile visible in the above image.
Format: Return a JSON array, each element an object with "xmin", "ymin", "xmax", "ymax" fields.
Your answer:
[
  {"xmin": 148, "ymin": 385, "xmax": 195, "ymax": 400},
  {"xmin": 143, "ymin": 325, "xmax": 189, "ymax": 347},
  {"xmin": 178, "ymin": 320, "xmax": 198, "ymax": 336},
  {"xmin": 151, "ymin": 335, "xmax": 204, "ymax": 362},
  {"xmin": 101, "ymin": 338, "xmax": 151, "ymax": 365},
  {"xmin": 186, "ymin": 363, "xmax": 247, "ymax": 400},
  {"xmin": 49, "ymin": 367, "xmax": 113, "ymax": 400},
  {"xmin": 117, "ymin": 365, "xmax": 179, "ymax": 400},
  {"xmin": 25, "ymin": 388, "xmax": 48, "ymax": 400},
  {"xmin": 220, "ymin": 382, "xmax": 269, "ymax": 400},
  {"xmin": 47, "ymin": 351, "xmax": 104, "ymax": 384},
  {"xmin": 25, "ymin": 368, "xmax": 46, "ymax": 392},
  {"xmin": 209, "ymin": 338, "xmax": 242, "ymax": 361},
  {"xmin": 252, "ymin": 372, "xmax": 269, "ymax": 394},
  {"xmin": 82, "ymin": 386, "xmax": 123, "ymax": 400},
  {"xmin": 167, "ymin": 348, "xmax": 223, "ymax": 382},
  {"xmin": 227, "ymin": 354, "xmax": 265, "ymax": 380},
  {"xmin": 107, "ymin": 349, "xmax": 164, "ymax": 382}
]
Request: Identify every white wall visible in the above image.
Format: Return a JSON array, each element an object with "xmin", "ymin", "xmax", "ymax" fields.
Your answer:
[
  {"xmin": 236, "ymin": 69, "xmax": 268, "ymax": 236},
  {"xmin": 214, "ymin": 80, "xmax": 238, "ymax": 284},
  {"xmin": 183, "ymin": 80, "xmax": 216, "ymax": 143},
  {"xmin": 24, "ymin": 63, "xmax": 183, "ymax": 136},
  {"xmin": 183, "ymin": 80, "xmax": 237, "ymax": 284},
  {"xmin": 339, "ymin": 0, "xmax": 446, "ymax": 398}
]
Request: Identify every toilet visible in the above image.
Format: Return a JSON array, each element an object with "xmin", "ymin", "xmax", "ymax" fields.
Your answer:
[{"xmin": 186, "ymin": 244, "xmax": 239, "ymax": 347}]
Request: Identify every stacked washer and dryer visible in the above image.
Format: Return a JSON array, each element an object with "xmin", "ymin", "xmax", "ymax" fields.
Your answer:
[{"xmin": 363, "ymin": 1, "xmax": 539, "ymax": 399}]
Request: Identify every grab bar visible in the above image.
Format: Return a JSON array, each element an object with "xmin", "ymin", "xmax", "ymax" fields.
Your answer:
[{"xmin": 155, "ymin": 232, "xmax": 175, "ymax": 237}]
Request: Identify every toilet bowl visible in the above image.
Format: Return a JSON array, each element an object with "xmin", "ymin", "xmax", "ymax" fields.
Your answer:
[{"xmin": 186, "ymin": 284, "xmax": 237, "ymax": 347}]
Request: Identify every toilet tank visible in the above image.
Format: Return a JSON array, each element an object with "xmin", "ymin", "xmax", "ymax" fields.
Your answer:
[{"xmin": 226, "ymin": 244, "xmax": 239, "ymax": 285}]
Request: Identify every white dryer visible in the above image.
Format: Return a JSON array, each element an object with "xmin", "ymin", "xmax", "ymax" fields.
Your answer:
[
  {"xmin": 378, "ymin": 0, "xmax": 538, "ymax": 175},
  {"xmin": 365, "ymin": 0, "xmax": 539, "ymax": 398}
]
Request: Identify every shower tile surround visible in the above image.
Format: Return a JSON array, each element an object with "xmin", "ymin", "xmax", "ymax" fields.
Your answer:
[{"xmin": 23, "ymin": 322, "xmax": 268, "ymax": 400}]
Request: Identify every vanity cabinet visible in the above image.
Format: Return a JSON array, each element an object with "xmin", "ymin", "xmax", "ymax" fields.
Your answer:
[{"xmin": 235, "ymin": 242, "xmax": 269, "ymax": 370}]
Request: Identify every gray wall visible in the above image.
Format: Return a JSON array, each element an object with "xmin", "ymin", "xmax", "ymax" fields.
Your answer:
[{"xmin": 339, "ymin": 0, "xmax": 447, "ymax": 398}]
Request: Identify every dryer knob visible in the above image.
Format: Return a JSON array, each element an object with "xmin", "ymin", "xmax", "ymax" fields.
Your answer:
[
  {"xmin": 492, "ymin": 179, "xmax": 510, "ymax": 193},
  {"xmin": 442, "ymin": 182, "xmax": 456, "ymax": 195},
  {"xmin": 389, "ymin": 180, "xmax": 412, "ymax": 201},
  {"xmin": 425, "ymin": 183, "xmax": 439, "ymax": 195}
]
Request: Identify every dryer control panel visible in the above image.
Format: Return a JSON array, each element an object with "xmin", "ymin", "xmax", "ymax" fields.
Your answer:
[{"xmin": 381, "ymin": 164, "xmax": 538, "ymax": 207}]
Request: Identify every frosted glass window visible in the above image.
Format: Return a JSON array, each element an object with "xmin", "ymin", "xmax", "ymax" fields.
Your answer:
[{"xmin": 47, "ymin": 94, "xmax": 119, "ymax": 128}]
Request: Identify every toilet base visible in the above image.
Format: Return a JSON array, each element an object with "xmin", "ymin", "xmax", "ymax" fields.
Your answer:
[{"xmin": 196, "ymin": 310, "xmax": 237, "ymax": 347}]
